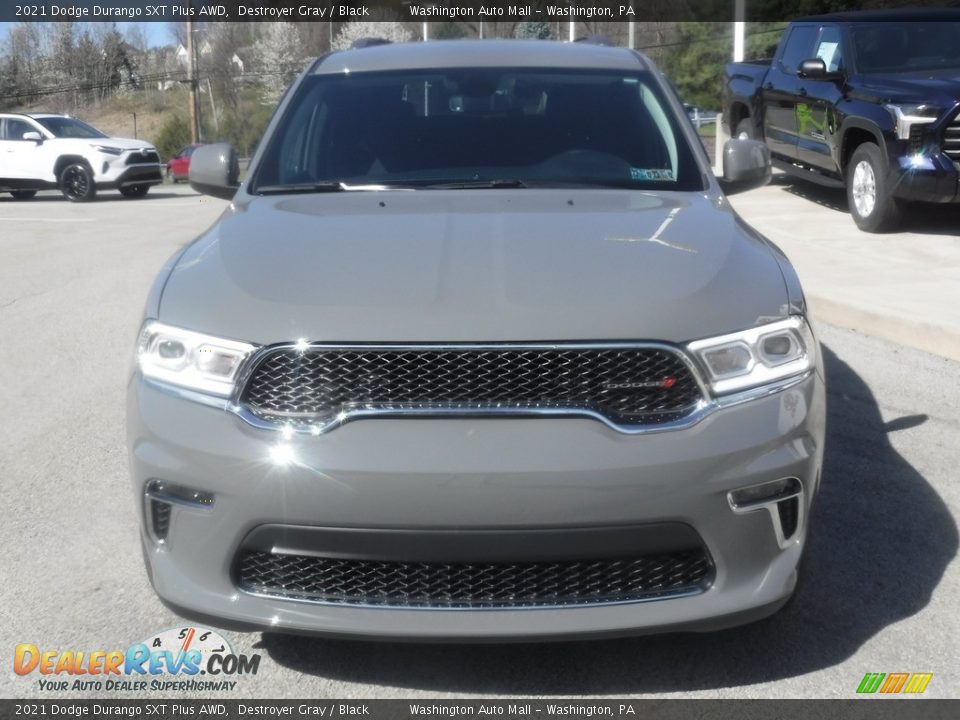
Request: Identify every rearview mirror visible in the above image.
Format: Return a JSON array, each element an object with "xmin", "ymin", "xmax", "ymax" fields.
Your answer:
[
  {"xmin": 719, "ymin": 139, "xmax": 771, "ymax": 195},
  {"xmin": 22, "ymin": 131, "xmax": 42, "ymax": 143},
  {"xmin": 189, "ymin": 144, "xmax": 239, "ymax": 200}
]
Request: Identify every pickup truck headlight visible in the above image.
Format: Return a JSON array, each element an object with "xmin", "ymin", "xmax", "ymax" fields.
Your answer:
[
  {"xmin": 884, "ymin": 104, "xmax": 943, "ymax": 140},
  {"xmin": 137, "ymin": 321, "xmax": 257, "ymax": 396},
  {"xmin": 94, "ymin": 145, "xmax": 125, "ymax": 156},
  {"xmin": 687, "ymin": 317, "xmax": 815, "ymax": 395}
]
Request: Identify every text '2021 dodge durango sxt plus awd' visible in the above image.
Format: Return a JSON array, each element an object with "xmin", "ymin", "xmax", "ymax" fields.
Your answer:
[{"xmin": 128, "ymin": 40, "xmax": 826, "ymax": 640}]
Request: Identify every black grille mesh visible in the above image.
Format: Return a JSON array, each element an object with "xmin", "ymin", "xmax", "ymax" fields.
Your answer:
[
  {"xmin": 126, "ymin": 150, "xmax": 160, "ymax": 165},
  {"xmin": 236, "ymin": 549, "xmax": 712, "ymax": 608},
  {"xmin": 241, "ymin": 346, "xmax": 702, "ymax": 427}
]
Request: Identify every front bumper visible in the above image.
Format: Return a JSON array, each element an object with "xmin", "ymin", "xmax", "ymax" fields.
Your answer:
[
  {"xmin": 890, "ymin": 149, "xmax": 959, "ymax": 203},
  {"xmin": 128, "ymin": 372, "xmax": 826, "ymax": 640},
  {"xmin": 98, "ymin": 164, "xmax": 164, "ymax": 189}
]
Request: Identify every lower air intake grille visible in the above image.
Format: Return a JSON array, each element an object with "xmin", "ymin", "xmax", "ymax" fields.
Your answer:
[
  {"xmin": 149, "ymin": 499, "xmax": 171, "ymax": 541},
  {"xmin": 236, "ymin": 549, "xmax": 713, "ymax": 608},
  {"xmin": 240, "ymin": 345, "xmax": 703, "ymax": 429},
  {"xmin": 778, "ymin": 497, "xmax": 800, "ymax": 540}
]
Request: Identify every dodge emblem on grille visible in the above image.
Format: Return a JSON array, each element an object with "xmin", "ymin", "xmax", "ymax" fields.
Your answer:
[{"xmin": 604, "ymin": 377, "xmax": 677, "ymax": 390}]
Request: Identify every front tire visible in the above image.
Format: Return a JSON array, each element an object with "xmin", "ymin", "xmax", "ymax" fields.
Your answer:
[
  {"xmin": 59, "ymin": 163, "xmax": 96, "ymax": 202},
  {"xmin": 846, "ymin": 143, "xmax": 902, "ymax": 233},
  {"xmin": 9, "ymin": 190, "xmax": 37, "ymax": 200},
  {"xmin": 120, "ymin": 184, "xmax": 150, "ymax": 199}
]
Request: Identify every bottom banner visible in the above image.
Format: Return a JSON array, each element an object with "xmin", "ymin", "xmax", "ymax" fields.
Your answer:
[{"xmin": 0, "ymin": 700, "xmax": 956, "ymax": 720}]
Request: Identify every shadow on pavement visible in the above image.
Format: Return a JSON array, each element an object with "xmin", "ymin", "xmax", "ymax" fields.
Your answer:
[
  {"xmin": 257, "ymin": 345, "xmax": 957, "ymax": 693},
  {"xmin": 773, "ymin": 175, "xmax": 960, "ymax": 235}
]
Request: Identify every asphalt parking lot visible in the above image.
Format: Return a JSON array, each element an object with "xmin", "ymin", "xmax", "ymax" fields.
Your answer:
[{"xmin": 1, "ymin": 184, "xmax": 958, "ymax": 699}]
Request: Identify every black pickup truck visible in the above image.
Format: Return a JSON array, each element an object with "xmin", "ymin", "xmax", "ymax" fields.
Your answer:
[{"xmin": 723, "ymin": 9, "xmax": 960, "ymax": 232}]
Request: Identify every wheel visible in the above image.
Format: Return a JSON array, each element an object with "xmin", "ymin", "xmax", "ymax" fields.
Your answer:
[
  {"xmin": 735, "ymin": 118, "xmax": 755, "ymax": 140},
  {"xmin": 846, "ymin": 143, "xmax": 902, "ymax": 233},
  {"xmin": 9, "ymin": 190, "xmax": 37, "ymax": 200},
  {"xmin": 59, "ymin": 163, "xmax": 96, "ymax": 202},
  {"xmin": 120, "ymin": 184, "xmax": 150, "ymax": 199}
]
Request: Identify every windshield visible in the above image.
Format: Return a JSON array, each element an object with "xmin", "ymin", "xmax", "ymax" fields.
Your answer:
[
  {"xmin": 35, "ymin": 117, "xmax": 108, "ymax": 139},
  {"xmin": 253, "ymin": 68, "xmax": 704, "ymax": 193},
  {"xmin": 852, "ymin": 22, "xmax": 960, "ymax": 73}
]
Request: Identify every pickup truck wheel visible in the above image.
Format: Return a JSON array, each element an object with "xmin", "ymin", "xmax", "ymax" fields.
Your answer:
[
  {"xmin": 735, "ymin": 118, "xmax": 755, "ymax": 140},
  {"xmin": 60, "ymin": 163, "xmax": 96, "ymax": 203},
  {"xmin": 10, "ymin": 190, "xmax": 37, "ymax": 200},
  {"xmin": 846, "ymin": 144, "xmax": 902, "ymax": 233},
  {"xmin": 120, "ymin": 184, "xmax": 150, "ymax": 199}
]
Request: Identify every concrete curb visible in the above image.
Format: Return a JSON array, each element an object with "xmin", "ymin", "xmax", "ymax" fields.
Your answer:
[{"xmin": 808, "ymin": 294, "xmax": 960, "ymax": 363}]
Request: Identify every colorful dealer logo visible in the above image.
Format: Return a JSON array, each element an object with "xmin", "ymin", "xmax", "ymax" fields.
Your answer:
[
  {"xmin": 14, "ymin": 627, "xmax": 260, "ymax": 692},
  {"xmin": 857, "ymin": 672, "xmax": 933, "ymax": 695}
]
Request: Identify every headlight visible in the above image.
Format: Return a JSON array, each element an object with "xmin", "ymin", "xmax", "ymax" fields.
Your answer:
[
  {"xmin": 94, "ymin": 145, "xmax": 125, "ymax": 156},
  {"xmin": 137, "ymin": 321, "xmax": 257, "ymax": 396},
  {"xmin": 884, "ymin": 104, "xmax": 943, "ymax": 140},
  {"xmin": 687, "ymin": 317, "xmax": 815, "ymax": 395}
]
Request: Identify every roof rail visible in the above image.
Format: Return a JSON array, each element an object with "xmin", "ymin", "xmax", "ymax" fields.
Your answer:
[
  {"xmin": 351, "ymin": 38, "xmax": 392, "ymax": 49},
  {"xmin": 574, "ymin": 35, "xmax": 614, "ymax": 46}
]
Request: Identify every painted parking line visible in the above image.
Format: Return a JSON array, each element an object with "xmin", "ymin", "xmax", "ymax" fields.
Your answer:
[{"xmin": 0, "ymin": 217, "xmax": 95, "ymax": 222}]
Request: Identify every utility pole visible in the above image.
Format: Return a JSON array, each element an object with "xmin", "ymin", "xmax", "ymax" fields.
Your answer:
[
  {"xmin": 206, "ymin": 77, "xmax": 220, "ymax": 136},
  {"xmin": 734, "ymin": 0, "xmax": 746, "ymax": 62},
  {"xmin": 186, "ymin": 10, "xmax": 200, "ymax": 144}
]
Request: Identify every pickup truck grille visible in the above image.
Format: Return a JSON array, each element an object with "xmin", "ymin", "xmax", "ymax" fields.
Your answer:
[
  {"xmin": 240, "ymin": 344, "xmax": 704, "ymax": 431},
  {"xmin": 944, "ymin": 114, "xmax": 960, "ymax": 164}
]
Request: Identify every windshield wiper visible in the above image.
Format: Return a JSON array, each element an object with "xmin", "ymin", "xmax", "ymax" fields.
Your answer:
[
  {"xmin": 416, "ymin": 179, "xmax": 529, "ymax": 189},
  {"xmin": 256, "ymin": 181, "xmax": 407, "ymax": 195}
]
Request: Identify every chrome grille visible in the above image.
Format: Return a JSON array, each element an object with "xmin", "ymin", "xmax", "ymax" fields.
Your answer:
[
  {"xmin": 944, "ymin": 114, "xmax": 960, "ymax": 163},
  {"xmin": 240, "ymin": 344, "xmax": 703, "ymax": 429},
  {"xmin": 236, "ymin": 549, "xmax": 713, "ymax": 608}
]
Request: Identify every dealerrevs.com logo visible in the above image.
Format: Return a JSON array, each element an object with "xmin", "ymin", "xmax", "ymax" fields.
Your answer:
[
  {"xmin": 856, "ymin": 672, "xmax": 934, "ymax": 695},
  {"xmin": 13, "ymin": 627, "xmax": 260, "ymax": 692}
]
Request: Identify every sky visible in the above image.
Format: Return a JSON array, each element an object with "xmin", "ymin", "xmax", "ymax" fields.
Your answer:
[{"xmin": 0, "ymin": 22, "xmax": 172, "ymax": 50}]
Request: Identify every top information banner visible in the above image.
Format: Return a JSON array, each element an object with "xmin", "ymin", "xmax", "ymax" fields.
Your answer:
[{"xmin": 3, "ymin": 0, "xmax": 952, "ymax": 24}]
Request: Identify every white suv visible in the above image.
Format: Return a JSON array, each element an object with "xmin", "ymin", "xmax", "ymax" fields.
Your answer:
[{"xmin": 0, "ymin": 112, "xmax": 162, "ymax": 202}]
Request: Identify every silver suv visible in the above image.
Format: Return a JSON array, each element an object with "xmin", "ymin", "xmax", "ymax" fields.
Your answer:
[{"xmin": 128, "ymin": 40, "xmax": 826, "ymax": 640}]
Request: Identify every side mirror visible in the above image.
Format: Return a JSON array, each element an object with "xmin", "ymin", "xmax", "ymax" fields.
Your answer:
[
  {"xmin": 719, "ymin": 139, "xmax": 772, "ymax": 195},
  {"xmin": 798, "ymin": 58, "xmax": 841, "ymax": 81},
  {"xmin": 189, "ymin": 143, "xmax": 239, "ymax": 200},
  {"xmin": 22, "ymin": 131, "xmax": 42, "ymax": 143}
]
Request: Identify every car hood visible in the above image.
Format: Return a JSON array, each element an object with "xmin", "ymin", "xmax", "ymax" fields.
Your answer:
[
  {"xmin": 159, "ymin": 189, "xmax": 789, "ymax": 345},
  {"xmin": 860, "ymin": 68, "xmax": 960, "ymax": 105},
  {"xmin": 90, "ymin": 137, "xmax": 156, "ymax": 151}
]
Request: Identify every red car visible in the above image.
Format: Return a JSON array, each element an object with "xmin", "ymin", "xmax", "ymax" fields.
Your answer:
[{"xmin": 166, "ymin": 144, "xmax": 202, "ymax": 183}]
